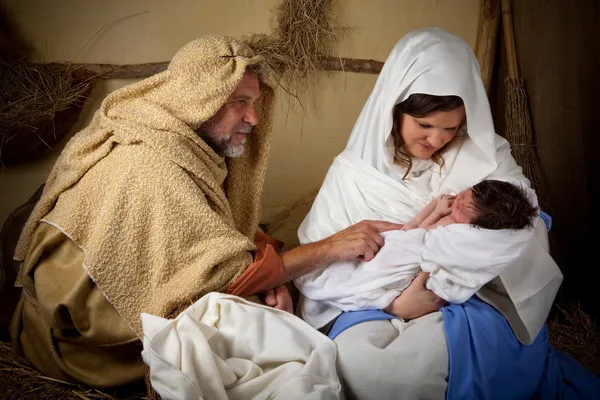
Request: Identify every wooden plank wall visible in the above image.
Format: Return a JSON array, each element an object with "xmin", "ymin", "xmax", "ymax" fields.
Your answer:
[{"xmin": 491, "ymin": 0, "xmax": 600, "ymax": 317}]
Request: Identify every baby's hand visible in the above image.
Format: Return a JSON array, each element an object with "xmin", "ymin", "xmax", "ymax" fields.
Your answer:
[{"xmin": 435, "ymin": 194, "xmax": 455, "ymax": 216}]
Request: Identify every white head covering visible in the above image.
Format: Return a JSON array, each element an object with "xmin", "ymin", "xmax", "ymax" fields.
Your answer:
[
  {"xmin": 345, "ymin": 27, "xmax": 507, "ymax": 195},
  {"xmin": 298, "ymin": 28, "xmax": 562, "ymax": 344},
  {"xmin": 300, "ymin": 28, "xmax": 528, "ymax": 239}
]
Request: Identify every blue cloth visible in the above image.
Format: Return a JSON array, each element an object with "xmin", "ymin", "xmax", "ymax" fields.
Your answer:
[
  {"xmin": 540, "ymin": 210, "xmax": 553, "ymax": 231},
  {"xmin": 328, "ymin": 299, "xmax": 600, "ymax": 399},
  {"xmin": 328, "ymin": 309, "xmax": 395, "ymax": 340},
  {"xmin": 443, "ymin": 297, "xmax": 600, "ymax": 400},
  {"xmin": 442, "ymin": 297, "xmax": 548, "ymax": 399}
]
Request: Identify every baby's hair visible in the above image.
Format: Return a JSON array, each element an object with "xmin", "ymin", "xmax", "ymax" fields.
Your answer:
[{"xmin": 470, "ymin": 180, "xmax": 538, "ymax": 230}]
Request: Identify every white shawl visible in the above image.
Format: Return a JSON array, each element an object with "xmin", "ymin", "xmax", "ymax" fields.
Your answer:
[
  {"xmin": 297, "ymin": 28, "xmax": 562, "ymax": 344},
  {"xmin": 142, "ymin": 293, "xmax": 341, "ymax": 400}
]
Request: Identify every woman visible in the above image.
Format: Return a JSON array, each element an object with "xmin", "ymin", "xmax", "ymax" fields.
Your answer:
[{"xmin": 298, "ymin": 28, "xmax": 565, "ymax": 399}]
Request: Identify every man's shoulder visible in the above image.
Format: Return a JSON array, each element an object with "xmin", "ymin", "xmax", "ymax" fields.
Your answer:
[
  {"xmin": 106, "ymin": 144, "xmax": 182, "ymax": 172},
  {"xmin": 92, "ymin": 144, "xmax": 191, "ymax": 187}
]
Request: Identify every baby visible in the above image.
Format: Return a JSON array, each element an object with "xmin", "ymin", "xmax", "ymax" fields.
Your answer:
[
  {"xmin": 295, "ymin": 179, "xmax": 539, "ymax": 328},
  {"xmin": 402, "ymin": 179, "xmax": 538, "ymax": 232}
]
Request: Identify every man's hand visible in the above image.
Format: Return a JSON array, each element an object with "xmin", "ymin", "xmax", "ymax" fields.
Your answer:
[
  {"xmin": 276, "ymin": 220, "xmax": 403, "ymax": 287},
  {"xmin": 321, "ymin": 220, "xmax": 404, "ymax": 262},
  {"xmin": 264, "ymin": 285, "xmax": 293, "ymax": 313}
]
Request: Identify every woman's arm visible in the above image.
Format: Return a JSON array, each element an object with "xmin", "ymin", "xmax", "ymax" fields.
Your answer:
[{"xmin": 384, "ymin": 272, "xmax": 446, "ymax": 320}]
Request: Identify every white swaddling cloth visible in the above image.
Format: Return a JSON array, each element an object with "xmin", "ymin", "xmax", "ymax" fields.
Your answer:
[
  {"xmin": 296, "ymin": 223, "xmax": 532, "ymax": 328},
  {"xmin": 294, "ymin": 153, "xmax": 536, "ymax": 329},
  {"xmin": 296, "ymin": 28, "xmax": 562, "ymax": 343}
]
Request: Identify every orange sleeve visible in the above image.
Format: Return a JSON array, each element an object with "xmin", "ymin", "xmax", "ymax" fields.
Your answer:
[{"xmin": 224, "ymin": 231, "xmax": 286, "ymax": 297}]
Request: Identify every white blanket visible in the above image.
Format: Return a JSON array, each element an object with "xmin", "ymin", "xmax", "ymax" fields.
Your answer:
[
  {"xmin": 296, "ymin": 224, "xmax": 533, "ymax": 328},
  {"xmin": 141, "ymin": 293, "xmax": 341, "ymax": 400},
  {"xmin": 297, "ymin": 29, "xmax": 562, "ymax": 343}
]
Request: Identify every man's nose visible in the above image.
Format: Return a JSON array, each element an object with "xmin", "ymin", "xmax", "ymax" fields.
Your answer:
[{"xmin": 243, "ymin": 106, "xmax": 259, "ymax": 126}]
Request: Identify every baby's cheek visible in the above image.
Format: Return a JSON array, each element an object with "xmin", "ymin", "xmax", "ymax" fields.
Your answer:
[{"xmin": 452, "ymin": 209, "xmax": 470, "ymax": 224}]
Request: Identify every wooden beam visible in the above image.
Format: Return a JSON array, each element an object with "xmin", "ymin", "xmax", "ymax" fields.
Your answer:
[
  {"xmin": 321, "ymin": 57, "xmax": 384, "ymax": 74},
  {"xmin": 47, "ymin": 56, "xmax": 385, "ymax": 80}
]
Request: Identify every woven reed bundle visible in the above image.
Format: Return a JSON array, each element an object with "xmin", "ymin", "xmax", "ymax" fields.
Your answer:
[{"xmin": 501, "ymin": 0, "xmax": 550, "ymax": 210}]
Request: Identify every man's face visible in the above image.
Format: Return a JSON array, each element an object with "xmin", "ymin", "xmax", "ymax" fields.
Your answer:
[{"xmin": 196, "ymin": 71, "xmax": 260, "ymax": 157}]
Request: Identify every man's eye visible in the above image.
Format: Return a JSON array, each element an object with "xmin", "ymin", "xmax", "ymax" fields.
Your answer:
[{"xmin": 236, "ymin": 100, "xmax": 247, "ymax": 106}]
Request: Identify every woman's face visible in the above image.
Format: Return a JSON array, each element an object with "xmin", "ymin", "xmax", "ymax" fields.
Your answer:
[{"xmin": 398, "ymin": 106, "xmax": 466, "ymax": 159}]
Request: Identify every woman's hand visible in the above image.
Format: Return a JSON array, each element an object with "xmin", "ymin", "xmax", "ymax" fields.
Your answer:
[
  {"xmin": 434, "ymin": 194, "xmax": 455, "ymax": 217},
  {"xmin": 321, "ymin": 220, "xmax": 404, "ymax": 262},
  {"xmin": 384, "ymin": 272, "xmax": 446, "ymax": 320},
  {"xmin": 264, "ymin": 285, "xmax": 293, "ymax": 313}
]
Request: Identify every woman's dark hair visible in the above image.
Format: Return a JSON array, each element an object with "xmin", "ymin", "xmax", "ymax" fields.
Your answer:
[
  {"xmin": 471, "ymin": 180, "xmax": 539, "ymax": 230},
  {"xmin": 391, "ymin": 93, "xmax": 464, "ymax": 179}
]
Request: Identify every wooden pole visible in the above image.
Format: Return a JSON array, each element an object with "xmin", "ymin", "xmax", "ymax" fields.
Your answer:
[
  {"xmin": 475, "ymin": 0, "xmax": 501, "ymax": 94},
  {"xmin": 501, "ymin": 0, "xmax": 519, "ymax": 79}
]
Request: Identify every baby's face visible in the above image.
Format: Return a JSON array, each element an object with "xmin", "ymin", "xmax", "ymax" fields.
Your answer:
[{"xmin": 451, "ymin": 188, "xmax": 479, "ymax": 224}]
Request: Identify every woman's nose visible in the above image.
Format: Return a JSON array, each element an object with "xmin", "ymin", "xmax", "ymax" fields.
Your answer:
[{"xmin": 427, "ymin": 131, "xmax": 445, "ymax": 148}]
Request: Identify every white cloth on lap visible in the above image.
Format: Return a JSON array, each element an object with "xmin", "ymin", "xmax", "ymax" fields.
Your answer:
[{"xmin": 141, "ymin": 293, "xmax": 341, "ymax": 400}]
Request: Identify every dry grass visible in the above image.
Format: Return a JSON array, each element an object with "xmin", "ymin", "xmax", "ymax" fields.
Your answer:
[
  {"xmin": 244, "ymin": 0, "xmax": 345, "ymax": 100},
  {"xmin": 548, "ymin": 303, "xmax": 600, "ymax": 377},
  {"xmin": 0, "ymin": 61, "xmax": 91, "ymax": 163},
  {"xmin": 0, "ymin": 342, "xmax": 147, "ymax": 400}
]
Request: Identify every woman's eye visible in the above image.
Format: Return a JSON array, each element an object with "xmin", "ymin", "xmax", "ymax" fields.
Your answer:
[{"xmin": 419, "ymin": 123, "xmax": 432, "ymax": 129}]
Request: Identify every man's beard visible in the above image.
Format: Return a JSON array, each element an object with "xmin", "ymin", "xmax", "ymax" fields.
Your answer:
[{"xmin": 196, "ymin": 118, "xmax": 252, "ymax": 158}]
